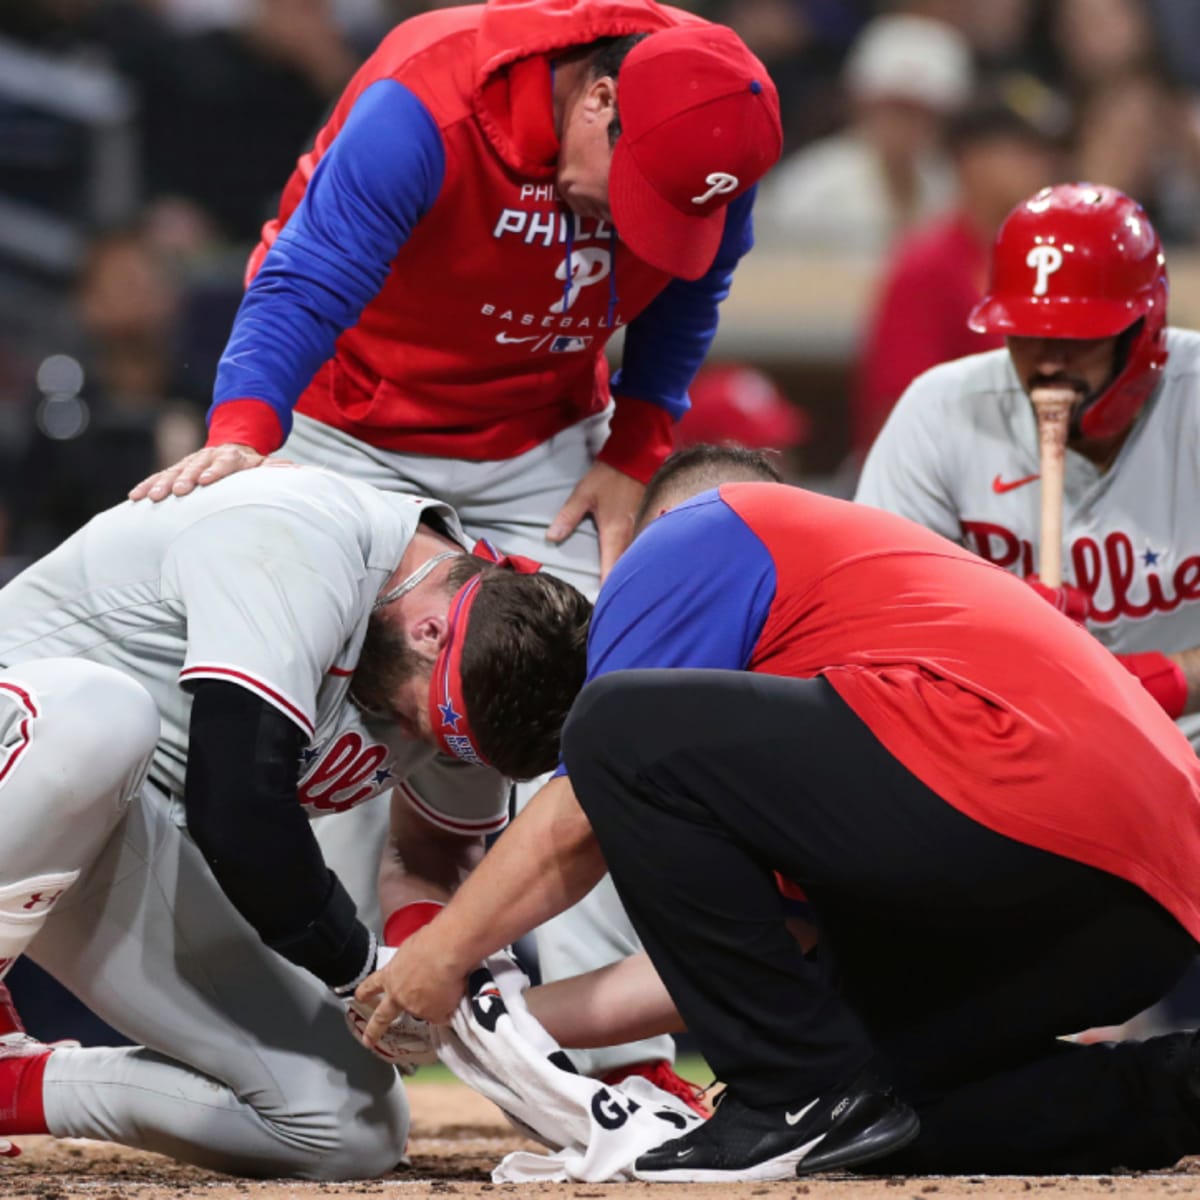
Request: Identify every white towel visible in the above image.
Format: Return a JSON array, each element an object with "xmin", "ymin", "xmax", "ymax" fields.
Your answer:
[{"xmin": 433, "ymin": 954, "xmax": 704, "ymax": 1183}]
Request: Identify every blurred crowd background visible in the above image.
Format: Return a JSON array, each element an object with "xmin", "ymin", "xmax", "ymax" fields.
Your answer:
[{"xmin": 4, "ymin": 0, "xmax": 1200, "ymax": 575}]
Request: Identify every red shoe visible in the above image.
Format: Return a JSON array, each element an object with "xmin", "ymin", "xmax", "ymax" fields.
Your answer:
[{"xmin": 601, "ymin": 1059, "xmax": 710, "ymax": 1119}]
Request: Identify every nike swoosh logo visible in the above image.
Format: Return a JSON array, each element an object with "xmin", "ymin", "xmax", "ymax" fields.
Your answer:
[
  {"xmin": 992, "ymin": 472, "xmax": 1041, "ymax": 494},
  {"xmin": 785, "ymin": 1097, "xmax": 819, "ymax": 1126},
  {"xmin": 495, "ymin": 332, "xmax": 539, "ymax": 344},
  {"xmin": 674, "ymin": 1147, "xmax": 696, "ymax": 1160}
]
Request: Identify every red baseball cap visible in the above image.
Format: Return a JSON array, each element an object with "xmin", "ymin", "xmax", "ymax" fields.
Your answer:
[
  {"xmin": 679, "ymin": 364, "xmax": 812, "ymax": 449},
  {"xmin": 610, "ymin": 25, "xmax": 783, "ymax": 281}
]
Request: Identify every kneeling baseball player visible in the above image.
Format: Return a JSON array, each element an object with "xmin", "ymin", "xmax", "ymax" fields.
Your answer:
[{"xmin": 0, "ymin": 463, "xmax": 589, "ymax": 1178}]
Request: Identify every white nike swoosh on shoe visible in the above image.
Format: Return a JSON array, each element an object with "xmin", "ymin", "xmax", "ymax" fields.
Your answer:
[
  {"xmin": 785, "ymin": 1097, "xmax": 820, "ymax": 1126},
  {"xmin": 635, "ymin": 1135, "xmax": 826, "ymax": 1184},
  {"xmin": 674, "ymin": 1147, "xmax": 696, "ymax": 1159}
]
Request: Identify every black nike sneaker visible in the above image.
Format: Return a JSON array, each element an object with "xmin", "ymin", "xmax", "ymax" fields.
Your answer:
[{"xmin": 632, "ymin": 1068, "xmax": 919, "ymax": 1182}]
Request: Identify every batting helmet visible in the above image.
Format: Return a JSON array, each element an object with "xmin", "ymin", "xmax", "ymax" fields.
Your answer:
[{"xmin": 968, "ymin": 182, "xmax": 1169, "ymax": 439}]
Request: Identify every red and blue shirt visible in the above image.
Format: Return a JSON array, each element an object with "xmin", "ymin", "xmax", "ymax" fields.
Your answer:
[{"xmin": 582, "ymin": 482, "xmax": 1200, "ymax": 939}]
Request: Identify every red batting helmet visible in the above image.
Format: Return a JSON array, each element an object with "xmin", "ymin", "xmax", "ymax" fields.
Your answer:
[{"xmin": 968, "ymin": 182, "xmax": 1169, "ymax": 439}]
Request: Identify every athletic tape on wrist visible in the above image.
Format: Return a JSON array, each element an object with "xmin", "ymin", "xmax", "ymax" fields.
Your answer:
[{"xmin": 1119, "ymin": 651, "xmax": 1189, "ymax": 720}]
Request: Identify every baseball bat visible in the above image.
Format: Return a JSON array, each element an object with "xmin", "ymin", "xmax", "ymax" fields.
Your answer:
[{"xmin": 1031, "ymin": 386, "xmax": 1074, "ymax": 588}]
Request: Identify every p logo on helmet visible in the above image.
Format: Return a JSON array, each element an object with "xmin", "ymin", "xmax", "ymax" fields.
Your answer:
[
  {"xmin": 1027, "ymin": 245, "xmax": 1064, "ymax": 296},
  {"xmin": 969, "ymin": 182, "xmax": 1169, "ymax": 441}
]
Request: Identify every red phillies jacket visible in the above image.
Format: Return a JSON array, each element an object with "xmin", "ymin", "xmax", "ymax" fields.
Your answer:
[{"xmin": 210, "ymin": 0, "xmax": 758, "ymax": 482}]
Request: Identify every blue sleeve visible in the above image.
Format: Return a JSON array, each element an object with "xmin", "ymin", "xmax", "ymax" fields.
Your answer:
[
  {"xmin": 586, "ymin": 490, "xmax": 776, "ymax": 678},
  {"xmin": 611, "ymin": 187, "xmax": 757, "ymax": 420},
  {"xmin": 211, "ymin": 80, "xmax": 446, "ymax": 437},
  {"xmin": 554, "ymin": 490, "xmax": 774, "ymax": 778}
]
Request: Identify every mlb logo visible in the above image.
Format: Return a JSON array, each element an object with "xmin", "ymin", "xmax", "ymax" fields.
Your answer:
[{"xmin": 549, "ymin": 335, "xmax": 593, "ymax": 353}]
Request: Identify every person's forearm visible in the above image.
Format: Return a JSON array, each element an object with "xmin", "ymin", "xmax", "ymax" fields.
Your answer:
[
  {"xmin": 526, "ymin": 951, "xmax": 684, "ymax": 1048},
  {"xmin": 354, "ymin": 774, "xmax": 607, "ymax": 1034},
  {"xmin": 377, "ymin": 795, "xmax": 484, "ymax": 916},
  {"xmin": 376, "ymin": 845, "xmax": 481, "ymax": 914},
  {"xmin": 523, "ymin": 918, "xmax": 820, "ymax": 1049},
  {"xmin": 433, "ymin": 774, "xmax": 606, "ymax": 973},
  {"xmin": 186, "ymin": 681, "xmax": 370, "ymax": 987}
]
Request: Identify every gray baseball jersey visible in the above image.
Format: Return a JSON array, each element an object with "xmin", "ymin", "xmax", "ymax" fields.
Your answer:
[
  {"xmin": 0, "ymin": 463, "xmax": 509, "ymax": 835},
  {"xmin": 856, "ymin": 327, "xmax": 1200, "ymax": 749},
  {"xmin": 0, "ymin": 467, "xmax": 519, "ymax": 1176},
  {"xmin": 282, "ymin": 412, "xmax": 674, "ymax": 1075}
]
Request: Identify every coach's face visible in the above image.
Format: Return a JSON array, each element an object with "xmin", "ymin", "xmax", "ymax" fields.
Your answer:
[
  {"xmin": 556, "ymin": 74, "xmax": 616, "ymax": 223},
  {"xmin": 1008, "ymin": 333, "xmax": 1120, "ymax": 414}
]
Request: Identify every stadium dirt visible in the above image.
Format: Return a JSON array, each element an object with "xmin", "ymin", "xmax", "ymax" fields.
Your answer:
[{"xmin": 5, "ymin": 1082, "xmax": 1200, "ymax": 1200}]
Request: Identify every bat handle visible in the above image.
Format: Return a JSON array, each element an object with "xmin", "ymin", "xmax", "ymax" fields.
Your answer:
[
  {"xmin": 1039, "ymin": 473, "xmax": 1064, "ymax": 587},
  {"xmin": 1032, "ymin": 391, "xmax": 1072, "ymax": 589}
]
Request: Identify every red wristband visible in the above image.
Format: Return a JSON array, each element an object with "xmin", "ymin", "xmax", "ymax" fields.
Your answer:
[
  {"xmin": 1022, "ymin": 573, "xmax": 1090, "ymax": 626},
  {"xmin": 206, "ymin": 398, "xmax": 285, "ymax": 455},
  {"xmin": 1117, "ymin": 652, "xmax": 1189, "ymax": 720},
  {"xmin": 382, "ymin": 900, "xmax": 445, "ymax": 947},
  {"xmin": 596, "ymin": 395, "xmax": 675, "ymax": 485}
]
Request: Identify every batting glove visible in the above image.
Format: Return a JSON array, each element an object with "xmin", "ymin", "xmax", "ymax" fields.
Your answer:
[
  {"xmin": 337, "ymin": 901, "xmax": 446, "ymax": 1071},
  {"xmin": 1023, "ymin": 573, "xmax": 1091, "ymax": 626},
  {"xmin": 1116, "ymin": 651, "xmax": 1190, "ymax": 720}
]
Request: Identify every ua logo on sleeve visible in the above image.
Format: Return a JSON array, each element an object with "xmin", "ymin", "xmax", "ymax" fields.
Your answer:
[{"xmin": 1027, "ymin": 245, "xmax": 1064, "ymax": 296}]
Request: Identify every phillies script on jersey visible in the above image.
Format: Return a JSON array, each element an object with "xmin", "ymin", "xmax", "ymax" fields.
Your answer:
[
  {"xmin": 961, "ymin": 523, "xmax": 1200, "ymax": 624},
  {"xmin": 856, "ymin": 329, "xmax": 1200, "ymax": 747}
]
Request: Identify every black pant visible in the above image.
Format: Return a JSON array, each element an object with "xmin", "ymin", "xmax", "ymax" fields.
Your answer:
[{"xmin": 563, "ymin": 670, "xmax": 1200, "ymax": 1172}]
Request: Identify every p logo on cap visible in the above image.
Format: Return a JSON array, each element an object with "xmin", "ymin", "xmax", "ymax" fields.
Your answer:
[
  {"xmin": 608, "ymin": 25, "xmax": 783, "ymax": 281},
  {"xmin": 692, "ymin": 172, "xmax": 740, "ymax": 206}
]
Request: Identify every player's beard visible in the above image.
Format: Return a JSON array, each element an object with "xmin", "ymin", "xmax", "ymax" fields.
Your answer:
[{"xmin": 349, "ymin": 611, "xmax": 433, "ymax": 724}]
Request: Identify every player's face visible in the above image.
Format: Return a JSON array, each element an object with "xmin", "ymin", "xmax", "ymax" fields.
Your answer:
[
  {"xmin": 1008, "ymin": 334, "xmax": 1121, "ymax": 411},
  {"xmin": 556, "ymin": 75, "xmax": 616, "ymax": 223},
  {"xmin": 351, "ymin": 612, "xmax": 436, "ymax": 742}
]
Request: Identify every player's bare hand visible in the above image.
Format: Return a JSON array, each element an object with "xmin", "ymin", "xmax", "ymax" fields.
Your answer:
[
  {"xmin": 355, "ymin": 924, "xmax": 470, "ymax": 1047},
  {"xmin": 129, "ymin": 444, "xmax": 265, "ymax": 502},
  {"xmin": 546, "ymin": 461, "xmax": 645, "ymax": 582}
]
